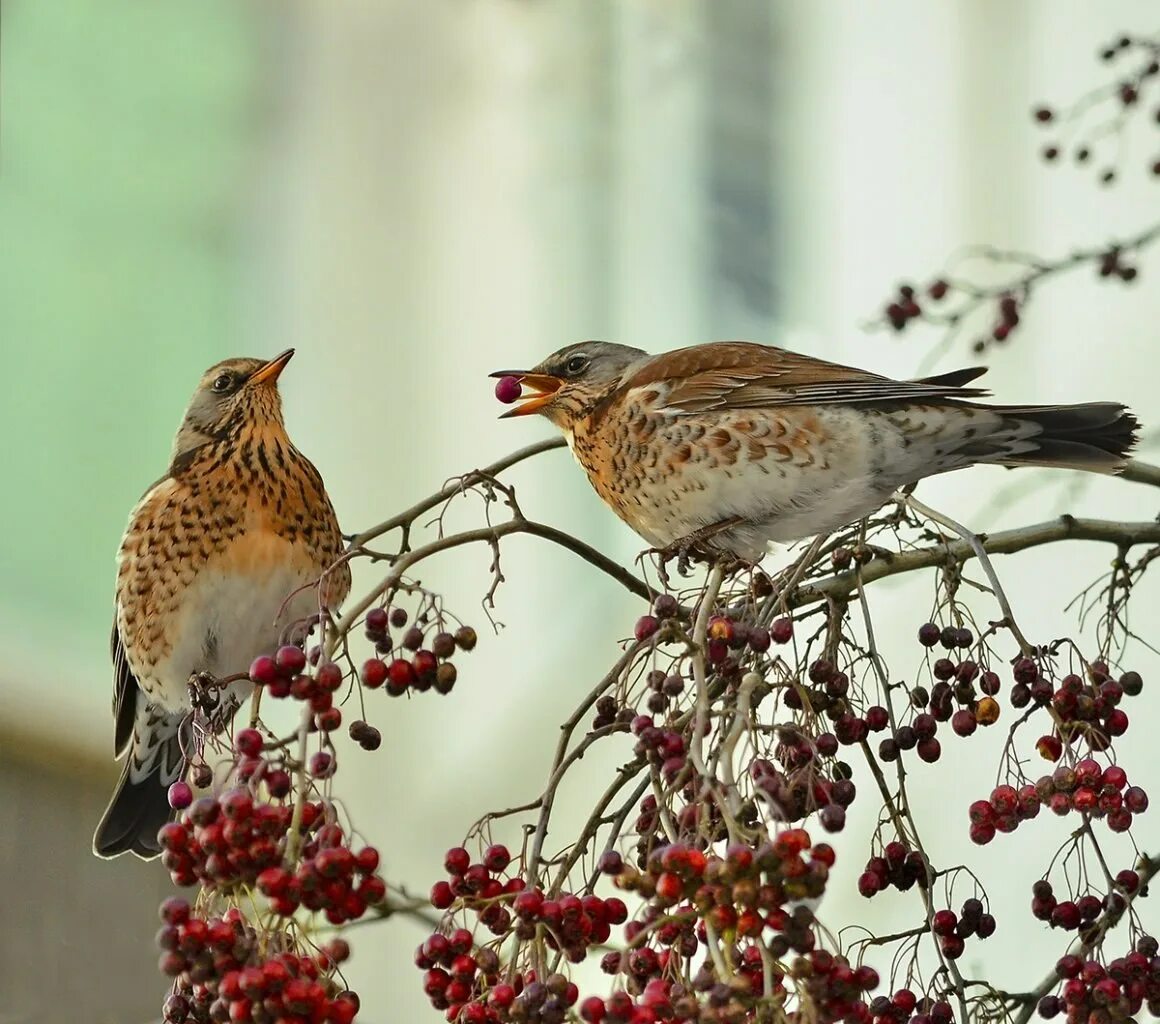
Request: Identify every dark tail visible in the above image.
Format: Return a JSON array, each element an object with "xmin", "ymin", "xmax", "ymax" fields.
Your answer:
[
  {"xmin": 974, "ymin": 402, "xmax": 1139, "ymax": 473},
  {"xmin": 93, "ymin": 739, "xmax": 180, "ymax": 860}
]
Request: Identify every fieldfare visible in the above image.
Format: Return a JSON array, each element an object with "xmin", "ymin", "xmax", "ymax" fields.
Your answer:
[
  {"xmin": 94, "ymin": 350, "xmax": 350, "ymax": 859},
  {"xmin": 492, "ymin": 341, "xmax": 1138, "ymax": 562}
]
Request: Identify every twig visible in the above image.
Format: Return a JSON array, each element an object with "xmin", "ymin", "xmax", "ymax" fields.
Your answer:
[
  {"xmin": 349, "ymin": 438, "xmax": 567, "ymax": 548},
  {"xmin": 905, "ymin": 495, "xmax": 1034, "ymax": 656},
  {"xmin": 689, "ymin": 563, "xmax": 727, "ymax": 780}
]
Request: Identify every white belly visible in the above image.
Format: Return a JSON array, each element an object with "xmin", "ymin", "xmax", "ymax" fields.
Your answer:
[{"xmin": 145, "ymin": 561, "xmax": 321, "ymax": 712}]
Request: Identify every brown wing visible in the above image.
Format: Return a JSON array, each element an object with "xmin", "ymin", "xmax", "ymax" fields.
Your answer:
[
  {"xmin": 111, "ymin": 618, "xmax": 139, "ymax": 756},
  {"xmin": 622, "ymin": 341, "xmax": 990, "ymax": 413}
]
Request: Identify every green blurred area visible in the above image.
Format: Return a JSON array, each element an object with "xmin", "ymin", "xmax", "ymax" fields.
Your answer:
[{"xmin": 0, "ymin": 0, "xmax": 257, "ymax": 645}]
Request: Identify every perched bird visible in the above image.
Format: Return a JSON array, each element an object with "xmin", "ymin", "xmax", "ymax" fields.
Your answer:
[
  {"xmin": 94, "ymin": 350, "xmax": 350, "ymax": 859},
  {"xmin": 492, "ymin": 341, "xmax": 1138, "ymax": 562}
]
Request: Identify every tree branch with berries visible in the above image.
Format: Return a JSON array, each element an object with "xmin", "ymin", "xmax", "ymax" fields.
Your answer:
[{"xmin": 143, "ymin": 28, "xmax": 1160, "ymax": 1024}]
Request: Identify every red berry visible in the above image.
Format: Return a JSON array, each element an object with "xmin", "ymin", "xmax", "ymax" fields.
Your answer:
[
  {"xmin": 494, "ymin": 376, "xmax": 523, "ymax": 404},
  {"xmin": 580, "ymin": 996, "xmax": 606, "ymax": 1022},
  {"xmin": 249, "ymin": 655, "xmax": 278, "ymax": 685},
  {"xmin": 634, "ymin": 615, "xmax": 660, "ymax": 641},
  {"xmin": 969, "ymin": 821, "xmax": 995, "ymax": 845},
  {"xmin": 356, "ymin": 846, "xmax": 380, "ymax": 874},
  {"xmin": 316, "ymin": 662, "xmax": 343, "ymax": 692},
  {"xmin": 932, "ymin": 909, "xmax": 958, "ymax": 935},
  {"xmin": 1125, "ymin": 786, "xmax": 1149, "ymax": 813},
  {"xmin": 361, "ymin": 659, "xmax": 388, "ymax": 689},
  {"xmin": 940, "ymin": 933, "xmax": 965, "ymax": 959},
  {"xmin": 235, "ymin": 729, "xmax": 263, "ymax": 758},
  {"xmin": 444, "ymin": 848, "xmax": 471, "ymax": 876},
  {"xmin": 991, "ymin": 785, "xmax": 1018, "ymax": 815},
  {"xmin": 386, "ymin": 659, "xmax": 415, "ymax": 695},
  {"xmin": 483, "ymin": 844, "xmax": 511, "ymax": 873},
  {"xmin": 275, "ymin": 645, "xmax": 307, "ymax": 676},
  {"xmin": 168, "ymin": 781, "xmax": 193, "ymax": 810},
  {"xmin": 309, "ymin": 751, "xmax": 335, "ymax": 778},
  {"xmin": 430, "ymin": 881, "xmax": 454, "ymax": 909},
  {"xmin": 1103, "ymin": 765, "xmax": 1128, "ymax": 790}
]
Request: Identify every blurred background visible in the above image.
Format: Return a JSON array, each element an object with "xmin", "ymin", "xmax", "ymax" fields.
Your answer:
[{"xmin": 3, "ymin": 2, "xmax": 1160, "ymax": 1021}]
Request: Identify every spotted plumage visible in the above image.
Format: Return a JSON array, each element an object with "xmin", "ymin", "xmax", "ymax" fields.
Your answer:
[
  {"xmin": 493, "ymin": 341, "xmax": 1139, "ymax": 561},
  {"xmin": 95, "ymin": 350, "xmax": 350, "ymax": 859}
]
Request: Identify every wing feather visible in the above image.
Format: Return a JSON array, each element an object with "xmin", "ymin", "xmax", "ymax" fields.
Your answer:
[
  {"xmin": 622, "ymin": 342, "xmax": 990, "ymax": 413},
  {"xmin": 111, "ymin": 618, "xmax": 138, "ymax": 757}
]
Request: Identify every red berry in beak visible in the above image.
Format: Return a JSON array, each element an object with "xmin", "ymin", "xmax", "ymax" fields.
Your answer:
[{"xmin": 494, "ymin": 375, "xmax": 523, "ymax": 404}]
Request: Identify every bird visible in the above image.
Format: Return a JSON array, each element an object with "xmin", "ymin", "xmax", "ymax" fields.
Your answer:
[
  {"xmin": 94, "ymin": 349, "xmax": 350, "ymax": 859},
  {"xmin": 491, "ymin": 340, "xmax": 1139, "ymax": 563}
]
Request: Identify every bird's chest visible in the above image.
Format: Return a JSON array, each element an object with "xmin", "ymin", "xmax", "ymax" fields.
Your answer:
[
  {"xmin": 117, "ymin": 469, "xmax": 337, "ymax": 710},
  {"xmin": 132, "ymin": 533, "xmax": 324, "ymax": 710},
  {"xmin": 568, "ymin": 402, "xmax": 705, "ymax": 541}
]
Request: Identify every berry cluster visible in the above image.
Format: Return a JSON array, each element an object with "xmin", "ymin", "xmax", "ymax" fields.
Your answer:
[
  {"xmin": 1097, "ymin": 247, "xmax": 1141, "ymax": 283},
  {"xmin": 1031, "ymin": 871, "xmax": 1140, "ymax": 933},
  {"xmin": 1038, "ymin": 937, "xmax": 1160, "ymax": 1019},
  {"xmin": 750, "ymin": 751, "xmax": 855, "ymax": 833},
  {"xmin": 856, "ymin": 840, "xmax": 929, "ymax": 899},
  {"xmin": 988, "ymin": 293, "xmax": 1021, "ymax": 343},
  {"xmin": 970, "ymin": 759, "xmax": 1147, "ymax": 845},
  {"xmin": 607, "ymin": 832, "xmax": 831, "ymax": 957},
  {"xmin": 246, "ymin": 647, "xmax": 367, "ymax": 745},
  {"xmin": 421, "ymin": 842, "xmax": 627, "ymax": 1019},
  {"xmin": 256, "ymin": 823, "xmax": 386, "ymax": 925},
  {"xmin": 884, "ymin": 284, "xmax": 923, "ymax": 331},
  {"xmin": 868, "ymin": 990, "xmax": 954, "ymax": 1024},
  {"xmin": 360, "ymin": 606, "xmax": 477, "ymax": 699},
  {"xmin": 157, "ymin": 901, "xmax": 358, "ymax": 1024},
  {"xmin": 417, "ymin": 934, "xmax": 583, "ymax": 1023},
  {"xmin": 966, "ymin": 783, "xmax": 1041, "ymax": 846},
  {"xmin": 158, "ymin": 786, "xmax": 385, "ymax": 925},
  {"xmin": 929, "ymin": 898, "xmax": 996, "ymax": 960},
  {"xmin": 1034, "ymin": 35, "xmax": 1160, "ymax": 185},
  {"xmin": 1033, "ymin": 665, "xmax": 1140, "ymax": 755},
  {"xmin": 430, "ymin": 842, "xmax": 624, "ymax": 955},
  {"xmin": 786, "ymin": 951, "xmax": 880, "ymax": 1024}
]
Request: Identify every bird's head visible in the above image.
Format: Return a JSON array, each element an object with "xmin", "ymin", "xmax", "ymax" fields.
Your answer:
[
  {"xmin": 172, "ymin": 349, "xmax": 295, "ymax": 461},
  {"xmin": 490, "ymin": 341, "xmax": 648, "ymax": 428}
]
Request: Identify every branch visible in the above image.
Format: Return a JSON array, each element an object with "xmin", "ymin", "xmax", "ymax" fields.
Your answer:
[
  {"xmin": 794, "ymin": 517, "xmax": 1160, "ymax": 610},
  {"xmin": 349, "ymin": 437, "xmax": 567, "ymax": 548},
  {"xmin": 337, "ymin": 518, "xmax": 652, "ymax": 636},
  {"xmin": 1120, "ymin": 458, "xmax": 1160, "ymax": 490}
]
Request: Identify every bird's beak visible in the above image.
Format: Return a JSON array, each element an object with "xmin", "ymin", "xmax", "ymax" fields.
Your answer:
[
  {"xmin": 249, "ymin": 349, "xmax": 295, "ymax": 387},
  {"xmin": 489, "ymin": 370, "xmax": 564, "ymax": 418}
]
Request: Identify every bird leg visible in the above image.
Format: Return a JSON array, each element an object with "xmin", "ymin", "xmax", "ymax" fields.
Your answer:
[
  {"xmin": 188, "ymin": 671, "xmax": 247, "ymax": 733},
  {"xmin": 646, "ymin": 516, "xmax": 749, "ymax": 578}
]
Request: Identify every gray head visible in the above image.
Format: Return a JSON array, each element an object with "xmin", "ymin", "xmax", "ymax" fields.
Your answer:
[
  {"xmin": 490, "ymin": 341, "xmax": 648, "ymax": 426},
  {"xmin": 171, "ymin": 349, "xmax": 294, "ymax": 463}
]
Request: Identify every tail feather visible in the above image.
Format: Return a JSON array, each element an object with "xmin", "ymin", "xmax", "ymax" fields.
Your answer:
[
  {"xmin": 93, "ymin": 711, "xmax": 187, "ymax": 860},
  {"xmin": 93, "ymin": 756, "xmax": 176, "ymax": 859},
  {"xmin": 963, "ymin": 402, "xmax": 1139, "ymax": 473}
]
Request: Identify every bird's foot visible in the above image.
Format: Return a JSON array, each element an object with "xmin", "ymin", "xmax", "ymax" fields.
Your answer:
[
  {"xmin": 188, "ymin": 672, "xmax": 244, "ymax": 732},
  {"xmin": 643, "ymin": 517, "xmax": 751, "ymax": 582}
]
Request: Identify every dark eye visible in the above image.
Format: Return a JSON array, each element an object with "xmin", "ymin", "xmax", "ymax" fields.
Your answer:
[
  {"xmin": 211, "ymin": 373, "xmax": 234, "ymax": 394},
  {"xmin": 564, "ymin": 354, "xmax": 589, "ymax": 376}
]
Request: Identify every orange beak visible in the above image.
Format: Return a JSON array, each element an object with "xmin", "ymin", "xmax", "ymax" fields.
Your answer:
[
  {"xmin": 489, "ymin": 370, "xmax": 564, "ymax": 418},
  {"xmin": 249, "ymin": 349, "xmax": 295, "ymax": 387}
]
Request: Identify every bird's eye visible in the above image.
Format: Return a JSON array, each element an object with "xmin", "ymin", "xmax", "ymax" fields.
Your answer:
[
  {"xmin": 564, "ymin": 354, "xmax": 589, "ymax": 376},
  {"xmin": 211, "ymin": 373, "xmax": 234, "ymax": 394}
]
